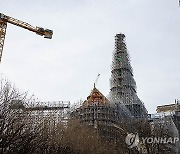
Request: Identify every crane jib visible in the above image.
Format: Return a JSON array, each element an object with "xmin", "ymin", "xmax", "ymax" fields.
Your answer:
[
  {"xmin": 0, "ymin": 12, "xmax": 53, "ymax": 63},
  {"xmin": 0, "ymin": 13, "xmax": 53, "ymax": 39}
]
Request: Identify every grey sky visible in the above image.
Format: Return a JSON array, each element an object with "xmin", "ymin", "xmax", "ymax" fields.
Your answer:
[{"xmin": 0, "ymin": 0, "xmax": 180, "ymax": 113}]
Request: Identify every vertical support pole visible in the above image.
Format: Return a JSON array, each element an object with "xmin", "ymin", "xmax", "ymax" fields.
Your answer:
[{"xmin": 0, "ymin": 21, "xmax": 7, "ymax": 63}]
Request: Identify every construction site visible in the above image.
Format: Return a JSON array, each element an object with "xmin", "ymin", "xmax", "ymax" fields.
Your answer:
[
  {"xmin": 69, "ymin": 33, "xmax": 180, "ymax": 153},
  {"xmin": 1, "ymin": 25, "xmax": 179, "ymax": 153},
  {"xmin": 0, "ymin": 13, "xmax": 148, "ymax": 125},
  {"xmin": 71, "ymin": 34, "xmax": 149, "ymax": 135},
  {"xmin": 0, "ymin": 3, "xmax": 180, "ymax": 152}
]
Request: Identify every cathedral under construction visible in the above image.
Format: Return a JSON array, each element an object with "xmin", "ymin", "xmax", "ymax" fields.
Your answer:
[{"xmin": 71, "ymin": 33, "xmax": 148, "ymax": 131}]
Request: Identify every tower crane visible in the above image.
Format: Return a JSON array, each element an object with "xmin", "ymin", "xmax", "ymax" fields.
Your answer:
[{"xmin": 0, "ymin": 13, "xmax": 53, "ymax": 63}]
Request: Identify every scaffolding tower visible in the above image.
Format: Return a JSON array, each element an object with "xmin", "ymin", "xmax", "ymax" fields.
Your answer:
[{"xmin": 109, "ymin": 33, "xmax": 147, "ymax": 118}]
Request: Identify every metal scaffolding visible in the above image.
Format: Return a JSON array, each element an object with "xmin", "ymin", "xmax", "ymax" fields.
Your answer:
[
  {"xmin": 71, "ymin": 85, "xmax": 129, "ymax": 140},
  {"xmin": 10, "ymin": 100, "xmax": 70, "ymax": 126},
  {"xmin": 109, "ymin": 33, "xmax": 147, "ymax": 118}
]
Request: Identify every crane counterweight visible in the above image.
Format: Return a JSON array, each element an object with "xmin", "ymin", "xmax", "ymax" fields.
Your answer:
[{"xmin": 36, "ymin": 27, "xmax": 53, "ymax": 39}]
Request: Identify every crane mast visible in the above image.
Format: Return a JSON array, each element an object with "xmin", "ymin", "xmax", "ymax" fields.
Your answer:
[
  {"xmin": 0, "ymin": 13, "xmax": 53, "ymax": 63},
  {"xmin": 0, "ymin": 20, "xmax": 7, "ymax": 63}
]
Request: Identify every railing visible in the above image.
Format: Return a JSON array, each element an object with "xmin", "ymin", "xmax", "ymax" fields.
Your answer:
[{"xmin": 26, "ymin": 101, "xmax": 70, "ymax": 111}]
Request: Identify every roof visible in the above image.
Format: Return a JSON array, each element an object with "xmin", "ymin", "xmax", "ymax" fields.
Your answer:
[
  {"xmin": 82, "ymin": 85, "xmax": 111, "ymax": 107},
  {"xmin": 156, "ymin": 103, "xmax": 179, "ymax": 113}
]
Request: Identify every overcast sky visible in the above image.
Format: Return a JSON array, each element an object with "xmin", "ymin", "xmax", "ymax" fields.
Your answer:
[{"xmin": 0, "ymin": 0, "xmax": 180, "ymax": 113}]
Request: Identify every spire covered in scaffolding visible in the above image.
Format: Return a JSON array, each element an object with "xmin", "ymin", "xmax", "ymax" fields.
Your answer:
[{"xmin": 109, "ymin": 33, "xmax": 147, "ymax": 118}]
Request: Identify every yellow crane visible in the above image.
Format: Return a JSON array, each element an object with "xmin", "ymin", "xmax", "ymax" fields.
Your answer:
[{"xmin": 0, "ymin": 13, "xmax": 53, "ymax": 63}]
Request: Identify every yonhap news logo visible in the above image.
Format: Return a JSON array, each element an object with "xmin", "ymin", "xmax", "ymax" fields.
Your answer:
[
  {"xmin": 125, "ymin": 133, "xmax": 139, "ymax": 148},
  {"xmin": 125, "ymin": 133, "xmax": 179, "ymax": 148}
]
